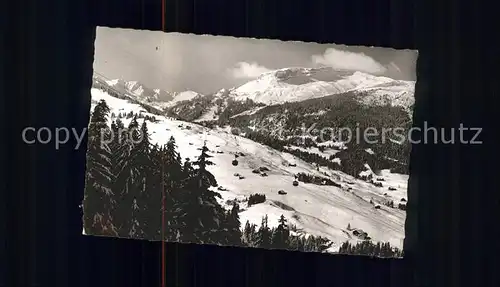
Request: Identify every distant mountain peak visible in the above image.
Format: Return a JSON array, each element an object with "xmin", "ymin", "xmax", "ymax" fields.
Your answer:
[
  {"xmin": 227, "ymin": 67, "xmax": 414, "ymax": 109},
  {"xmin": 93, "ymin": 74, "xmax": 205, "ymax": 110}
]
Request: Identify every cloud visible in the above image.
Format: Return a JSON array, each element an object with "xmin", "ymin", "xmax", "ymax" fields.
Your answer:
[
  {"xmin": 312, "ymin": 48, "xmax": 387, "ymax": 74},
  {"xmin": 229, "ymin": 62, "xmax": 272, "ymax": 79}
]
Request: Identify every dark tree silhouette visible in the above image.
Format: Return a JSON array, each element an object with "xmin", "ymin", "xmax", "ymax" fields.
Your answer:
[
  {"xmin": 176, "ymin": 143, "xmax": 233, "ymax": 244},
  {"xmin": 83, "ymin": 100, "xmax": 116, "ymax": 236}
]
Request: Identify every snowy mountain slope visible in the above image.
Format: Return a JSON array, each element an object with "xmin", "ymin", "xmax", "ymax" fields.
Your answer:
[
  {"xmin": 94, "ymin": 73, "xmax": 203, "ymax": 109},
  {"xmin": 90, "ymin": 88, "xmax": 408, "ymax": 252},
  {"xmin": 169, "ymin": 67, "xmax": 415, "ymax": 123},
  {"xmin": 229, "ymin": 67, "xmax": 414, "ymax": 109},
  {"xmin": 103, "ymin": 77, "xmax": 173, "ymax": 102},
  {"xmin": 189, "ymin": 90, "xmax": 412, "ymax": 181},
  {"xmin": 94, "ymin": 66, "xmax": 414, "ymax": 126},
  {"xmin": 168, "ymin": 90, "xmax": 204, "ymax": 107}
]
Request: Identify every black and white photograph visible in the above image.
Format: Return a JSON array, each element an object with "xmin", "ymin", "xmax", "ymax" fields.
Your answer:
[{"xmin": 83, "ymin": 27, "xmax": 416, "ymax": 257}]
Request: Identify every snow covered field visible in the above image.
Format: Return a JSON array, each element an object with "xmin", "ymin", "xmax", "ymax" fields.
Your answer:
[{"xmin": 90, "ymin": 88, "xmax": 408, "ymax": 252}]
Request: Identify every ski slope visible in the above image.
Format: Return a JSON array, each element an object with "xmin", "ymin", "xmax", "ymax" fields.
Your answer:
[{"xmin": 91, "ymin": 88, "xmax": 408, "ymax": 252}]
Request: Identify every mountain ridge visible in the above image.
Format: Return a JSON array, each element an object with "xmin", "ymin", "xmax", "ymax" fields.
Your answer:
[
  {"xmin": 226, "ymin": 67, "xmax": 414, "ymax": 108},
  {"xmin": 95, "ymin": 66, "xmax": 414, "ymax": 117},
  {"xmin": 101, "ymin": 76, "xmax": 203, "ymax": 108}
]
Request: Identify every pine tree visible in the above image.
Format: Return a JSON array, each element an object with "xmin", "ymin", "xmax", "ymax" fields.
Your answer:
[
  {"xmin": 109, "ymin": 118, "xmax": 125, "ymax": 157},
  {"xmin": 107, "ymin": 119, "xmax": 124, "ymax": 233},
  {"xmin": 111, "ymin": 117, "xmax": 153, "ymax": 239},
  {"xmin": 160, "ymin": 136, "xmax": 184, "ymax": 241},
  {"xmin": 165, "ymin": 137, "xmax": 183, "ymax": 174},
  {"xmin": 127, "ymin": 120, "xmax": 154, "ymax": 239},
  {"xmin": 177, "ymin": 143, "xmax": 228, "ymax": 245},
  {"xmin": 304, "ymin": 235, "xmax": 316, "ymax": 252},
  {"xmin": 109, "ymin": 117, "xmax": 136, "ymax": 237},
  {"xmin": 83, "ymin": 100, "xmax": 117, "ymax": 236},
  {"xmin": 142, "ymin": 143, "xmax": 163, "ymax": 240},
  {"xmin": 225, "ymin": 202, "xmax": 243, "ymax": 246},
  {"xmin": 191, "ymin": 144, "xmax": 217, "ymax": 187},
  {"xmin": 287, "ymin": 235, "xmax": 300, "ymax": 251},
  {"xmin": 242, "ymin": 221, "xmax": 254, "ymax": 246},
  {"xmin": 271, "ymin": 215, "xmax": 290, "ymax": 249},
  {"xmin": 108, "ymin": 118, "xmax": 126, "ymax": 189},
  {"xmin": 256, "ymin": 215, "xmax": 272, "ymax": 248},
  {"xmin": 242, "ymin": 220, "xmax": 260, "ymax": 247},
  {"xmin": 182, "ymin": 158, "xmax": 194, "ymax": 177}
]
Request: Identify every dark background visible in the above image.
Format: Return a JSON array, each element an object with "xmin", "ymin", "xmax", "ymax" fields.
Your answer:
[{"xmin": 3, "ymin": 0, "xmax": 499, "ymax": 286}]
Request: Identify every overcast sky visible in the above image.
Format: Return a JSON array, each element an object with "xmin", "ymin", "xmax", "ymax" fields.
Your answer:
[{"xmin": 93, "ymin": 27, "xmax": 417, "ymax": 95}]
